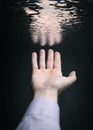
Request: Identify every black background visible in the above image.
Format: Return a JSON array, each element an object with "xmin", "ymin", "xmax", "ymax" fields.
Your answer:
[{"xmin": 1, "ymin": 0, "xmax": 93, "ymax": 130}]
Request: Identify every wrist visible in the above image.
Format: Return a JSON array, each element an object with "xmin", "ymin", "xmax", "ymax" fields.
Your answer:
[{"xmin": 34, "ymin": 88, "xmax": 58, "ymax": 102}]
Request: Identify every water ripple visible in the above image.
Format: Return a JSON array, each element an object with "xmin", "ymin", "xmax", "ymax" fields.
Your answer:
[{"xmin": 21, "ymin": 0, "xmax": 82, "ymax": 46}]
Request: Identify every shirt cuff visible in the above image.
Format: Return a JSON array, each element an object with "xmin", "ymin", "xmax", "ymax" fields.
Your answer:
[{"xmin": 23, "ymin": 96, "xmax": 60, "ymax": 123}]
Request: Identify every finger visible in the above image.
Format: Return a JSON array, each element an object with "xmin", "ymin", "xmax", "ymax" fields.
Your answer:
[
  {"xmin": 54, "ymin": 51, "xmax": 61, "ymax": 70},
  {"xmin": 47, "ymin": 49, "xmax": 54, "ymax": 69},
  {"xmin": 39, "ymin": 49, "xmax": 45, "ymax": 69},
  {"xmin": 65, "ymin": 71, "xmax": 77, "ymax": 86},
  {"xmin": 59, "ymin": 71, "xmax": 77, "ymax": 94},
  {"xmin": 68, "ymin": 71, "xmax": 77, "ymax": 82},
  {"xmin": 32, "ymin": 52, "xmax": 38, "ymax": 70}
]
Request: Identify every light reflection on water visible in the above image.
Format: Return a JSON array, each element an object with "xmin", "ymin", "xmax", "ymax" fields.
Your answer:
[{"xmin": 22, "ymin": 0, "xmax": 82, "ymax": 46}]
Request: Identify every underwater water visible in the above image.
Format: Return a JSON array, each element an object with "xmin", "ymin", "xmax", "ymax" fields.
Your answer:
[
  {"xmin": 22, "ymin": 0, "xmax": 81, "ymax": 46},
  {"xmin": 12, "ymin": 0, "xmax": 82, "ymax": 46},
  {"xmin": 2, "ymin": 0, "xmax": 93, "ymax": 130}
]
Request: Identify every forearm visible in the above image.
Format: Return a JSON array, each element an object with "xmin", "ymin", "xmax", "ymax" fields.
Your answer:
[{"xmin": 16, "ymin": 96, "xmax": 61, "ymax": 130}]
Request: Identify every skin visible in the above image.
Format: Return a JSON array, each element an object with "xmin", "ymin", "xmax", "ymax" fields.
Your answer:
[{"xmin": 32, "ymin": 49, "xmax": 77, "ymax": 102}]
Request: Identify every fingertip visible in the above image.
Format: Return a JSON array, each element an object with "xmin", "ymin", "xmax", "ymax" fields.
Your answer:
[
  {"xmin": 40, "ymin": 49, "xmax": 45, "ymax": 53},
  {"xmin": 32, "ymin": 52, "xmax": 37, "ymax": 62},
  {"xmin": 32, "ymin": 52, "xmax": 37, "ymax": 56},
  {"xmin": 69, "ymin": 70, "xmax": 75, "ymax": 75},
  {"xmin": 55, "ymin": 51, "xmax": 60, "ymax": 56},
  {"xmin": 69, "ymin": 70, "xmax": 77, "ymax": 81},
  {"xmin": 48, "ymin": 49, "xmax": 54, "ymax": 53}
]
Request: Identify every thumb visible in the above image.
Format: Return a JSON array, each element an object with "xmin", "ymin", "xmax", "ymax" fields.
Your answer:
[
  {"xmin": 58, "ymin": 71, "xmax": 77, "ymax": 94},
  {"xmin": 66, "ymin": 70, "xmax": 77, "ymax": 86}
]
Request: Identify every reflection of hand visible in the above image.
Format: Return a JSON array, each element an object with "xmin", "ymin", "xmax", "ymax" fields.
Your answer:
[
  {"xmin": 31, "ymin": 11, "xmax": 62, "ymax": 46},
  {"xmin": 24, "ymin": 0, "xmax": 62, "ymax": 46},
  {"xmin": 24, "ymin": 0, "xmax": 79, "ymax": 46},
  {"xmin": 32, "ymin": 49, "xmax": 77, "ymax": 101}
]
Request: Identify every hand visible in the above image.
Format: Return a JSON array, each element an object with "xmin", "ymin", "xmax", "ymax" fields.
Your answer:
[{"xmin": 31, "ymin": 49, "xmax": 77, "ymax": 101}]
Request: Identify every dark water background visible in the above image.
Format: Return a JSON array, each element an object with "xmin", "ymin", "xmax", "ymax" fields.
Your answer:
[{"xmin": 1, "ymin": 0, "xmax": 93, "ymax": 130}]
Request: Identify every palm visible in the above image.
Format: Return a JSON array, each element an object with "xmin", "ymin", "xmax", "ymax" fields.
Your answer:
[{"xmin": 32, "ymin": 69, "xmax": 62, "ymax": 89}]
